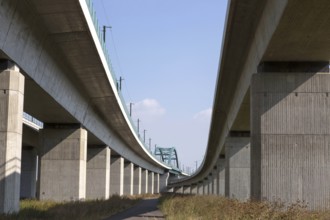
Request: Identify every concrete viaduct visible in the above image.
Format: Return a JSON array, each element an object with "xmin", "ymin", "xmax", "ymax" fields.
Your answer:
[
  {"xmin": 169, "ymin": 0, "xmax": 330, "ymax": 210},
  {"xmin": 0, "ymin": 0, "xmax": 185, "ymax": 214}
]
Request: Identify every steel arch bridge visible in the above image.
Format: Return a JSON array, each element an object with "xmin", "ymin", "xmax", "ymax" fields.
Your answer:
[{"xmin": 154, "ymin": 147, "xmax": 179, "ymax": 169}]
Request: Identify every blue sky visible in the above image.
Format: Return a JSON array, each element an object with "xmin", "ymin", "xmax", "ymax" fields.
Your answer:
[{"xmin": 93, "ymin": 0, "xmax": 228, "ymax": 173}]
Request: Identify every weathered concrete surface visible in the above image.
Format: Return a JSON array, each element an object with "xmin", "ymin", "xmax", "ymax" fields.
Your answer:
[
  {"xmin": 208, "ymin": 177, "xmax": 212, "ymax": 195},
  {"xmin": 251, "ymin": 72, "xmax": 330, "ymax": 209},
  {"xmin": 22, "ymin": 124, "xmax": 39, "ymax": 148},
  {"xmin": 225, "ymin": 137, "xmax": 250, "ymax": 201},
  {"xmin": 183, "ymin": 186, "xmax": 190, "ymax": 194},
  {"xmin": 203, "ymin": 179, "xmax": 208, "ymax": 195},
  {"xmin": 154, "ymin": 173, "xmax": 160, "ymax": 194},
  {"xmin": 174, "ymin": 186, "xmax": 183, "ymax": 194},
  {"xmin": 218, "ymin": 157, "xmax": 226, "ymax": 196},
  {"xmin": 38, "ymin": 126, "xmax": 87, "ymax": 201},
  {"xmin": 190, "ymin": 184, "xmax": 197, "ymax": 194},
  {"xmin": 148, "ymin": 172, "xmax": 154, "ymax": 194},
  {"xmin": 21, "ymin": 122, "xmax": 40, "ymax": 200},
  {"xmin": 159, "ymin": 172, "xmax": 169, "ymax": 193},
  {"xmin": 110, "ymin": 157, "xmax": 124, "ymax": 196},
  {"xmin": 141, "ymin": 169, "xmax": 148, "ymax": 194},
  {"xmin": 86, "ymin": 147, "xmax": 110, "ymax": 199},
  {"xmin": 20, "ymin": 147, "xmax": 37, "ymax": 199},
  {"xmin": 212, "ymin": 167, "xmax": 218, "ymax": 195},
  {"xmin": 167, "ymin": 187, "xmax": 174, "ymax": 193},
  {"xmin": 197, "ymin": 182, "xmax": 203, "ymax": 195},
  {"xmin": 133, "ymin": 166, "xmax": 141, "ymax": 195},
  {"xmin": 210, "ymin": 173, "xmax": 216, "ymax": 195},
  {"xmin": 124, "ymin": 162, "xmax": 134, "ymax": 195},
  {"xmin": 0, "ymin": 65, "xmax": 24, "ymax": 213}
]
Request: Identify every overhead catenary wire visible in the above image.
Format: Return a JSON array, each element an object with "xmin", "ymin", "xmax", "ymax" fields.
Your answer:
[
  {"xmin": 100, "ymin": 0, "xmax": 133, "ymax": 103},
  {"xmin": 97, "ymin": 1, "xmax": 184, "ymax": 166}
]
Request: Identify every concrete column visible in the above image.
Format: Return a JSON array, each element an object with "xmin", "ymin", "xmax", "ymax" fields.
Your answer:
[
  {"xmin": 0, "ymin": 62, "xmax": 24, "ymax": 213},
  {"xmin": 20, "ymin": 147, "xmax": 37, "ymax": 199},
  {"xmin": 197, "ymin": 182, "xmax": 203, "ymax": 195},
  {"xmin": 124, "ymin": 162, "xmax": 134, "ymax": 195},
  {"xmin": 145, "ymin": 170, "xmax": 149, "ymax": 194},
  {"xmin": 191, "ymin": 184, "xmax": 198, "ymax": 194},
  {"xmin": 110, "ymin": 156, "xmax": 124, "ymax": 196},
  {"xmin": 159, "ymin": 172, "xmax": 169, "ymax": 192},
  {"xmin": 38, "ymin": 125, "xmax": 87, "ymax": 201},
  {"xmin": 183, "ymin": 186, "xmax": 190, "ymax": 194},
  {"xmin": 251, "ymin": 69, "xmax": 330, "ymax": 209},
  {"xmin": 86, "ymin": 147, "xmax": 110, "ymax": 199},
  {"xmin": 207, "ymin": 178, "xmax": 212, "ymax": 195},
  {"xmin": 174, "ymin": 186, "xmax": 183, "ymax": 193},
  {"xmin": 141, "ymin": 169, "xmax": 147, "ymax": 194},
  {"xmin": 148, "ymin": 171, "xmax": 154, "ymax": 194},
  {"xmin": 212, "ymin": 168, "xmax": 218, "ymax": 195},
  {"xmin": 133, "ymin": 166, "xmax": 141, "ymax": 195},
  {"xmin": 225, "ymin": 136, "xmax": 250, "ymax": 201},
  {"xmin": 203, "ymin": 179, "xmax": 208, "ymax": 195},
  {"xmin": 154, "ymin": 173, "xmax": 160, "ymax": 194},
  {"xmin": 218, "ymin": 156, "xmax": 226, "ymax": 196},
  {"xmin": 209, "ymin": 175, "xmax": 214, "ymax": 195}
]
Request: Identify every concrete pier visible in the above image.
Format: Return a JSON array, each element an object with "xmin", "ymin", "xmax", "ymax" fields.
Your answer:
[
  {"xmin": 20, "ymin": 147, "xmax": 37, "ymax": 199},
  {"xmin": 133, "ymin": 166, "xmax": 141, "ymax": 195},
  {"xmin": 86, "ymin": 147, "xmax": 110, "ymax": 199},
  {"xmin": 159, "ymin": 172, "xmax": 169, "ymax": 192},
  {"xmin": 124, "ymin": 162, "xmax": 134, "ymax": 195},
  {"xmin": 197, "ymin": 182, "xmax": 203, "ymax": 195},
  {"xmin": 148, "ymin": 171, "xmax": 154, "ymax": 194},
  {"xmin": 0, "ymin": 62, "xmax": 24, "ymax": 213},
  {"xmin": 209, "ymin": 174, "xmax": 215, "ymax": 195},
  {"xmin": 38, "ymin": 125, "xmax": 87, "ymax": 201},
  {"xmin": 225, "ymin": 136, "xmax": 250, "ymax": 201},
  {"xmin": 251, "ymin": 71, "xmax": 330, "ymax": 209},
  {"xmin": 191, "ymin": 184, "xmax": 197, "ymax": 194},
  {"xmin": 183, "ymin": 186, "xmax": 190, "ymax": 194},
  {"xmin": 174, "ymin": 186, "xmax": 183, "ymax": 193},
  {"xmin": 203, "ymin": 179, "xmax": 208, "ymax": 195},
  {"xmin": 141, "ymin": 169, "xmax": 147, "ymax": 194},
  {"xmin": 154, "ymin": 173, "xmax": 160, "ymax": 194},
  {"xmin": 218, "ymin": 157, "xmax": 226, "ymax": 196},
  {"xmin": 212, "ymin": 167, "xmax": 218, "ymax": 195},
  {"xmin": 207, "ymin": 177, "xmax": 212, "ymax": 195},
  {"xmin": 110, "ymin": 156, "xmax": 124, "ymax": 196}
]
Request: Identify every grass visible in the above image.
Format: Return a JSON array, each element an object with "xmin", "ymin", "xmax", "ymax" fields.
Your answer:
[
  {"xmin": 159, "ymin": 194, "xmax": 330, "ymax": 220},
  {"xmin": 0, "ymin": 195, "xmax": 142, "ymax": 220}
]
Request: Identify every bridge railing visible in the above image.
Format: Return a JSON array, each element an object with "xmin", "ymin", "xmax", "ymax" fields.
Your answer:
[
  {"xmin": 85, "ymin": 0, "xmax": 116, "ymax": 81},
  {"xmin": 23, "ymin": 112, "xmax": 43, "ymax": 130},
  {"xmin": 84, "ymin": 0, "xmax": 179, "ymax": 170}
]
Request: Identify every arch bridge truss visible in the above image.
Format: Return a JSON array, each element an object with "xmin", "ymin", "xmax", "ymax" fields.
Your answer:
[{"xmin": 154, "ymin": 147, "xmax": 179, "ymax": 169}]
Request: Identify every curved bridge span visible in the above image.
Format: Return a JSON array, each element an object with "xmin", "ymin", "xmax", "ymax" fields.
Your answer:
[
  {"xmin": 169, "ymin": 0, "xmax": 330, "ymax": 210},
  {"xmin": 0, "ymin": 0, "xmax": 184, "ymax": 213}
]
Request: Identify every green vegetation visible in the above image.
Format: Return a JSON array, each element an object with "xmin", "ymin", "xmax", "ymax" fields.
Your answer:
[
  {"xmin": 159, "ymin": 194, "xmax": 330, "ymax": 220},
  {"xmin": 0, "ymin": 195, "xmax": 140, "ymax": 220}
]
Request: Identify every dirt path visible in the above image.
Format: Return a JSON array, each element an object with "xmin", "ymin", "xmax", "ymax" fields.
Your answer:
[{"xmin": 104, "ymin": 198, "xmax": 166, "ymax": 220}]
